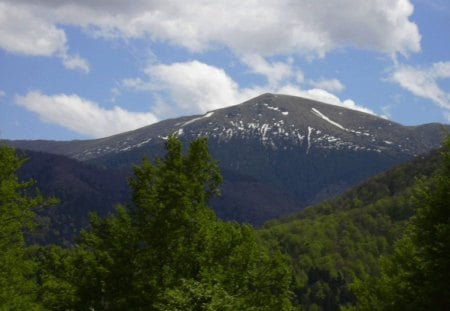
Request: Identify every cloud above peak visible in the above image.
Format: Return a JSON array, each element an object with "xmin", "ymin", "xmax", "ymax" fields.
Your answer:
[
  {"xmin": 241, "ymin": 55, "xmax": 294, "ymax": 87},
  {"xmin": 0, "ymin": 0, "xmax": 421, "ymax": 59},
  {"xmin": 391, "ymin": 61, "xmax": 450, "ymax": 111},
  {"xmin": 309, "ymin": 79, "xmax": 345, "ymax": 93},
  {"xmin": 124, "ymin": 60, "xmax": 376, "ymax": 119},
  {"xmin": 15, "ymin": 59, "xmax": 379, "ymax": 138}
]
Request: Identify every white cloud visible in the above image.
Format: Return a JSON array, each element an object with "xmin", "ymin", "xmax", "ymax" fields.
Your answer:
[
  {"xmin": 295, "ymin": 72, "xmax": 305, "ymax": 84},
  {"xmin": 381, "ymin": 105, "xmax": 392, "ymax": 119},
  {"xmin": 391, "ymin": 61, "xmax": 450, "ymax": 110},
  {"xmin": 123, "ymin": 60, "xmax": 376, "ymax": 119},
  {"xmin": 62, "ymin": 54, "xmax": 90, "ymax": 73},
  {"xmin": 16, "ymin": 91, "xmax": 157, "ymax": 138},
  {"xmin": 144, "ymin": 61, "xmax": 243, "ymax": 117},
  {"xmin": 299, "ymin": 89, "xmax": 376, "ymax": 115},
  {"xmin": 0, "ymin": 0, "xmax": 421, "ymax": 58},
  {"xmin": 309, "ymin": 79, "xmax": 345, "ymax": 93},
  {"xmin": 431, "ymin": 62, "xmax": 450, "ymax": 78},
  {"xmin": 0, "ymin": 90, "xmax": 5, "ymax": 97},
  {"xmin": 0, "ymin": 2, "xmax": 67, "ymax": 56},
  {"xmin": 16, "ymin": 60, "xmax": 377, "ymax": 137},
  {"xmin": 0, "ymin": 2, "xmax": 89, "ymax": 72},
  {"xmin": 241, "ymin": 54, "xmax": 294, "ymax": 86},
  {"xmin": 275, "ymin": 86, "xmax": 376, "ymax": 115},
  {"xmin": 122, "ymin": 78, "xmax": 152, "ymax": 92}
]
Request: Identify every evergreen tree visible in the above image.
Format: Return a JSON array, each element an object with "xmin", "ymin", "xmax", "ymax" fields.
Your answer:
[{"xmin": 0, "ymin": 145, "xmax": 53, "ymax": 310}]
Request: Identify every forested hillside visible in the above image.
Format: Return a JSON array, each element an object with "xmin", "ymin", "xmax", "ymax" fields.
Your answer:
[
  {"xmin": 260, "ymin": 143, "xmax": 448, "ymax": 309},
  {"xmin": 1, "ymin": 137, "xmax": 448, "ymax": 310},
  {"xmin": 17, "ymin": 150, "xmax": 129, "ymax": 245}
]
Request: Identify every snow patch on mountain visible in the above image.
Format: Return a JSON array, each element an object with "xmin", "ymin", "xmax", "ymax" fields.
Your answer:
[
  {"xmin": 264, "ymin": 103, "xmax": 289, "ymax": 116},
  {"xmin": 307, "ymin": 126, "xmax": 313, "ymax": 153},
  {"xmin": 311, "ymin": 108, "xmax": 346, "ymax": 131},
  {"xmin": 67, "ymin": 103, "xmax": 414, "ymax": 161},
  {"xmin": 181, "ymin": 111, "xmax": 214, "ymax": 127},
  {"xmin": 311, "ymin": 108, "xmax": 376, "ymax": 139}
]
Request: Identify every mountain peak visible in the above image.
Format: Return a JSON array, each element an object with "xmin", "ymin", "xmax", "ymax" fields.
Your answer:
[
  {"xmin": 6, "ymin": 93, "xmax": 449, "ymax": 227},
  {"xmin": 6, "ymin": 93, "xmax": 448, "ymax": 162}
]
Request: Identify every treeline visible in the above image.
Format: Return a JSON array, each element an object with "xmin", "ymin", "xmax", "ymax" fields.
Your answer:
[{"xmin": 1, "ymin": 137, "xmax": 449, "ymax": 310}]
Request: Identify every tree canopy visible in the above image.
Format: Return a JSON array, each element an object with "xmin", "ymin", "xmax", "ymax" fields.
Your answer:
[
  {"xmin": 353, "ymin": 138, "xmax": 450, "ymax": 310},
  {"xmin": 0, "ymin": 145, "xmax": 54, "ymax": 309},
  {"xmin": 33, "ymin": 136, "xmax": 294, "ymax": 310}
]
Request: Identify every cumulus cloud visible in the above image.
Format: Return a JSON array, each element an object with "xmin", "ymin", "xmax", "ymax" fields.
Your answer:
[
  {"xmin": 144, "ymin": 61, "xmax": 243, "ymax": 117},
  {"xmin": 241, "ymin": 54, "xmax": 294, "ymax": 86},
  {"xmin": 290, "ymin": 88, "xmax": 376, "ymax": 115},
  {"xmin": 309, "ymin": 79, "xmax": 345, "ymax": 93},
  {"xmin": 391, "ymin": 61, "xmax": 450, "ymax": 110},
  {"xmin": 61, "ymin": 54, "xmax": 90, "ymax": 73},
  {"xmin": 123, "ymin": 60, "xmax": 376, "ymax": 119},
  {"xmin": 0, "ymin": 0, "xmax": 421, "ymax": 58},
  {"xmin": 0, "ymin": 2, "xmax": 89, "ymax": 72},
  {"xmin": 15, "ymin": 91, "xmax": 157, "ymax": 138},
  {"xmin": 0, "ymin": 2, "xmax": 67, "ymax": 56}
]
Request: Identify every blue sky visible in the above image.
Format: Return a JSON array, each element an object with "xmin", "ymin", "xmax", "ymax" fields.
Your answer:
[{"xmin": 0, "ymin": 0, "xmax": 449, "ymax": 140}]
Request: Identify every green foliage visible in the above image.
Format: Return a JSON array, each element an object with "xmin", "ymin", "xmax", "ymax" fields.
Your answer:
[
  {"xmin": 154, "ymin": 278, "xmax": 237, "ymax": 311},
  {"xmin": 0, "ymin": 145, "xmax": 54, "ymax": 310},
  {"xmin": 353, "ymin": 138, "xmax": 450, "ymax": 310},
  {"xmin": 260, "ymin": 145, "xmax": 444, "ymax": 310},
  {"xmin": 8, "ymin": 135, "xmax": 447, "ymax": 310},
  {"xmin": 37, "ymin": 136, "xmax": 293, "ymax": 310},
  {"xmin": 32, "ymin": 245, "xmax": 79, "ymax": 310},
  {"xmin": 261, "ymin": 185, "xmax": 423, "ymax": 309}
]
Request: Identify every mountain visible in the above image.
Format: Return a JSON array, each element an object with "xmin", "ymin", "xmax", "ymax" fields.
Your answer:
[
  {"xmin": 7, "ymin": 93, "xmax": 450, "ymax": 229},
  {"xmin": 10, "ymin": 93, "xmax": 446, "ymax": 161}
]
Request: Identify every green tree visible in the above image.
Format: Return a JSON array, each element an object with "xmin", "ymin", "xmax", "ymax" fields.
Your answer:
[
  {"xmin": 33, "ymin": 245, "xmax": 79, "ymax": 311},
  {"xmin": 354, "ymin": 138, "xmax": 450, "ymax": 310},
  {"xmin": 410, "ymin": 138, "xmax": 450, "ymax": 309},
  {"xmin": 0, "ymin": 145, "xmax": 53, "ymax": 310},
  {"xmin": 62, "ymin": 136, "xmax": 293, "ymax": 310}
]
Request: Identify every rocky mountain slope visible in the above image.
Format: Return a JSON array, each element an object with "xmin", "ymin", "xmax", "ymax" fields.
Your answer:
[
  {"xmin": 7, "ymin": 94, "xmax": 449, "ymax": 229},
  {"xmin": 10, "ymin": 93, "xmax": 446, "ymax": 161}
]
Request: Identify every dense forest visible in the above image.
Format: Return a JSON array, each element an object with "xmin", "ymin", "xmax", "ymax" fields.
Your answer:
[{"xmin": 0, "ymin": 136, "xmax": 449, "ymax": 310}]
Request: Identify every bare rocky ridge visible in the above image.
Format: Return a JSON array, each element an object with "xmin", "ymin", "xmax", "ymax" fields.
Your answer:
[{"xmin": 9, "ymin": 94, "xmax": 446, "ymax": 161}]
